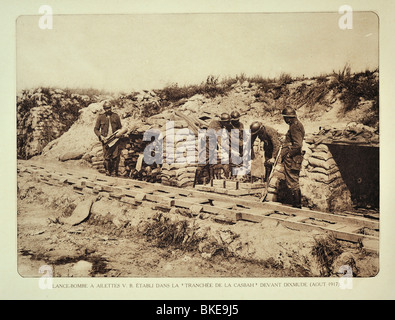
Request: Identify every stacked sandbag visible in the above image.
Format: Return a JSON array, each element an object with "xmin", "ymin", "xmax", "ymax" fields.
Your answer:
[
  {"xmin": 264, "ymin": 141, "xmax": 353, "ymax": 212},
  {"xmin": 89, "ymin": 125, "xmax": 162, "ymax": 183},
  {"xmin": 123, "ymin": 129, "xmax": 161, "ymax": 182},
  {"xmin": 122, "ymin": 136, "xmax": 145, "ymax": 177},
  {"xmin": 301, "ymin": 142, "xmax": 353, "ymax": 212},
  {"xmin": 161, "ymin": 117, "xmax": 199, "ymax": 188},
  {"xmin": 311, "ymin": 123, "xmax": 379, "ymax": 146},
  {"xmin": 265, "ymin": 164, "xmax": 286, "ymax": 202},
  {"xmin": 161, "ymin": 163, "xmax": 197, "ymax": 187},
  {"xmin": 90, "ymin": 143, "xmax": 105, "ymax": 173}
]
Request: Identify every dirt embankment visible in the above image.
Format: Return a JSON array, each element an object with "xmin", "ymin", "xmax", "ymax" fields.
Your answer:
[
  {"xmin": 17, "ymin": 160, "xmax": 379, "ymax": 278},
  {"xmin": 23, "ymin": 70, "xmax": 379, "ymax": 165}
]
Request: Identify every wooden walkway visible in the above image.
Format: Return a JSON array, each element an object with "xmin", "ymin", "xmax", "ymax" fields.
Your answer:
[{"xmin": 17, "ymin": 160, "xmax": 379, "ymax": 253}]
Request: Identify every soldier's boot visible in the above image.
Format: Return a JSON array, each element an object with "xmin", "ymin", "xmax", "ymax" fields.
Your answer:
[
  {"xmin": 292, "ymin": 189, "xmax": 302, "ymax": 209},
  {"xmin": 112, "ymin": 157, "xmax": 120, "ymax": 177},
  {"xmin": 108, "ymin": 160, "xmax": 114, "ymax": 176},
  {"xmin": 104, "ymin": 160, "xmax": 111, "ymax": 176},
  {"xmin": 209, "ymin": 166, "xmax": 214, "ymax": 184}
]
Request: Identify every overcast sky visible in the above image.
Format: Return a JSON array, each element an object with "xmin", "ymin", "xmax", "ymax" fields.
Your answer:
[{"xmin": 16, "ymin": 12, "xmax": 379, "ymax": 93}]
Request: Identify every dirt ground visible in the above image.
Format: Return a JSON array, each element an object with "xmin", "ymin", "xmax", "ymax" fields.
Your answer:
[{"xmin": 17, "ymin": 160, "xmax": 379, "ymax": 279}]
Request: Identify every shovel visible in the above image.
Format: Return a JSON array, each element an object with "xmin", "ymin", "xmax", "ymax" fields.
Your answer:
[{"xmin": 260, "ymin": 145, "xmax": 282, "ymax": 202}]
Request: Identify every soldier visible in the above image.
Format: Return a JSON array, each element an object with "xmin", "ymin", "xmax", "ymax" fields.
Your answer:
[
  {"xmin": 280, "ymin": 106, "xmax": 305, "ymax": 209},
  {"xmin": 250, "ymin": 121, "xmax": 282, "ymax": 182},
  {"xmin": 230, "ymin": 111, "xmax": 245, "ymax": 172},
  {"xmin": 230, "ymin": 111, "xmax": 244, "ymax": 131},
  {"xmin": 94, "ymin": 100, "xmax": 123, "ymax": 176},
  {"xmin": 197, "ymin": 113, "xmax": 232, "ymax": 181}
]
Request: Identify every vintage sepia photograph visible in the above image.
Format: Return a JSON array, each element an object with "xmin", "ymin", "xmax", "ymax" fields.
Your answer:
[{"xmin": 16, "ymin": 11, "xmax": 380, "ymax": 282}]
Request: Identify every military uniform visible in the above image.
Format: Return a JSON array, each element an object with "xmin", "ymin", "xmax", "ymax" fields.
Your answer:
[
  {"xmin": 230, "ymin": 120, "xmax": 245, "ymax": 166},
  {"xmin": 281, "ymin": 118, "xmax": 305, "ymax": 206},
  {"xmin": 94, "ymin": 111, "xmax": 122, "ymax": 176},
  {"xmin": 197, "ymin": 117, "xmax": 231, "ymax": 180},
  {"xmin": 251, "ymin": 125, "xmax": 282, "ymax": 181}
]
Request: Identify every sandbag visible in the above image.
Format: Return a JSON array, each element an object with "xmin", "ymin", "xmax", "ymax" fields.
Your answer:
[
  {"xmin": 169, "ymin": 163, "xmax": 189, "ymax": 170},
  {"xmin": 311, "ymin": 151, "xmax": 333, "ymax": 161},
  {"xmin": 177, "ymin": 173, "xmax": 196, "ymax": 182},
  {"xmin": 308, "ymin": 157, "xmax": 336, "ymax": 170},
  {"xmin": 312, "ymin": 144, "xmax": 329, "ymax": 152},
  {"xmin": 299, "ymin": 167, "xmax": 308, "ymax": 177},
  {"xmin": 177, "ymin": 177, "xmax": 194, "ymax": 188},
  {"xmin": 310, "ymin": 166, "xmax": 339, "ymax": 176},
  {"xmin": 309, "ymin": 171, "xmax": 341, "ymax": 184},
  {"xmin": 176, "ymin": 167, "xmax": 197, "ymax": 178},
  {"xmin": 161, "ymin": 170, "xmax": 176, "ymax": 178},
  {"xmin": 92, "ymin": 160, "xmax": 103, "ymax": 166}
]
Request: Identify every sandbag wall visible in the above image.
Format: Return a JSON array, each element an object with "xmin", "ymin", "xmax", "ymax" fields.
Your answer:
[
  {"xmin": 161, "ymin": 119, "xmax": 199, "ymax": 188},
  {"xmin": 123, "ymin": 133, "xmax": 161, "ymax": 182},
  {"xmin": 265, "ymin": 142, "xmax": 353, "ymax": 212},
  {"xmin": 90, "ymin": 133, "xmax": 161, "ymax": 183},
  {"xmin": 90, "ymin": 142, "xmax": 105, "ymax": 173}
]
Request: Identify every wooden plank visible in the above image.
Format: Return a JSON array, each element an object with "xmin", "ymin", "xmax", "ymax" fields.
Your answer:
[
  {"xmin": 236, "ymin": 212, "xmax": 264, "ymax": 223},
  {"xmin": 280, "ymin": 219, "xmax": 378, "ymax": 251},
  {"xmin": 333, "ymin": 224, "xmax": 362, "ymax": 234},
  {"xmin": 195, "ymin": 184, "xmax": 379, "ymax": 230},
  {"xmin": 173, "ymin": 199, "xmax": 237, "ymax": 221},
  {"xmin": 32, "ymin": 165, "xmax": 379, "ymax": 232},
  {"xmin": 74, "ymin": 168, "xmax": 380, "ymax": 231},
  {"xmin": 284, "ymin": 215, "xmax": 308, "ymax": 223},
  {"xmin": 66, "ymin": 177, "xmax": 79, "ymax": 185},
  {"xmin": 227, "ymin": 189, "xmax": 260, "ymax": 196},
  {"xmin": 195, "ymin": 185, "xmax": 214, "ymax": 192},
  {"xmin": 260, "ymin": 202, "xmax": 379, "ymax": 230},
  {"xmin": 240, "ymin": 183, "xmax": 265, "ymax": 190},
  {"xmin": 135, "ymin": 193, "xmax": 146, "ymax": 203},
  {"xmin": 195, "ymin": 185, "xmax": 259, "ymax": 196},
  {"xmin": 145, "ymin": 194, "xmax": 175, "ymax": 207},
  {"xmin": 23, "ymin": 162, "xmax": 379, "ymax": 251},
  {"xmin": 122, "ymin": 189, "xmax": 141, "ymax": 198}
]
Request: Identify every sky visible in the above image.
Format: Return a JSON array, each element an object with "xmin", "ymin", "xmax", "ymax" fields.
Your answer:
[{"xmin": 16, "ymin": 12, "xmax": 379, "ymax": 93}]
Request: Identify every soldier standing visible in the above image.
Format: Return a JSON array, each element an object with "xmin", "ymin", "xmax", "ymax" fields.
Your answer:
[
  {"xmin": 94, "ymin": 101, "xmax": 123, "ymax": 176},
  {"xmin": 197, "ymin": 113, "xmax": 232, "ymax": 181},
  {"xmin": 280, "ymin": 106, "xmax": 305, "ymax": 209},
  {"xmin": 250, "ymin": 121, "xmax": 282, "ymax": 182},
  {"xmin": 230, "ymin": 111, "xmax": 245, "ymax": 174}
]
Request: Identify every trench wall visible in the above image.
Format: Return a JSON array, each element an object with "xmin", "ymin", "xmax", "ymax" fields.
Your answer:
[
  {"xmin": 266, "ymin": 141, "xmax": 354, "ymax": 212},
  {"xmin": 88, "ymin": 119, "xmax": 378, "ymax": 213}
]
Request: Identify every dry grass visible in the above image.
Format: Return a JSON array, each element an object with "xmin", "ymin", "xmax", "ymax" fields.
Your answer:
[
  {"xmin": 138, "ymin": 212, "xmax": 203, "ymax": 251},
  {"xmin": 311, "ymin": 234, "xmax": 343, "ymax": 276}
]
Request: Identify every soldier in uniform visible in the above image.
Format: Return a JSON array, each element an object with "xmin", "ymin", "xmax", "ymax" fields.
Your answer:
[
  {"xmin": 94, "ymin": 101, "xmax": 123, "ymax": 176},
  {"xmin": 230, "ymin": 111, "xmax": 244, "ymax": 131},
  {"xmin": 280, "ymin": 106, "xmax": 305, "ymax": 208},
  {"xmin": 250, "ymin": 121, "xmax": 282, "ymax": 182},
  {"xmin": 230, "ymin": 111, "xmax": 245, "ymax": 173},
  {"xmin": 197, "ymin": 113, "xmax": 232, "ymax": 181}
]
